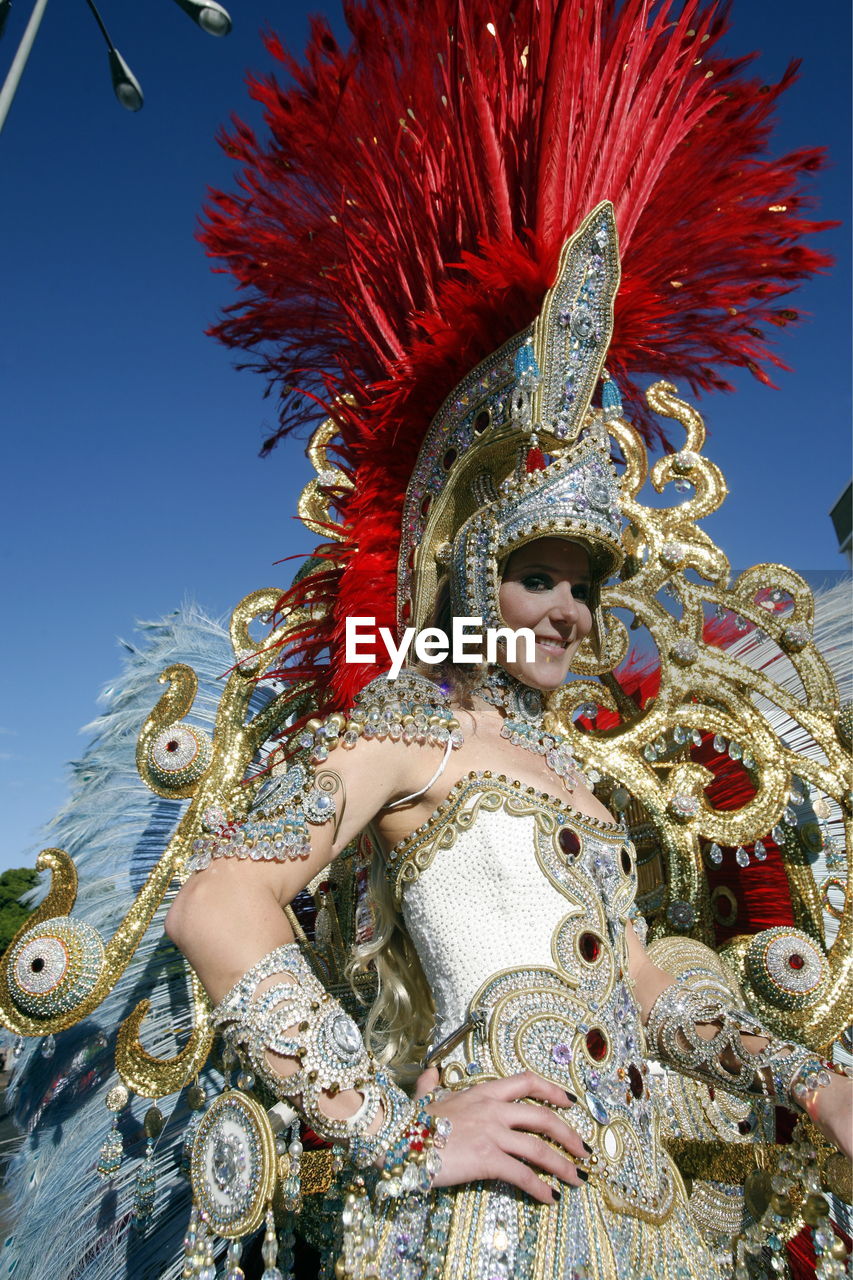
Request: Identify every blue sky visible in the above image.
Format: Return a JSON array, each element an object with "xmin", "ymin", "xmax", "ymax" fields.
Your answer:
[{"xmin": 1, "ymin": 0, "xmax": 850, "ymax": 872}]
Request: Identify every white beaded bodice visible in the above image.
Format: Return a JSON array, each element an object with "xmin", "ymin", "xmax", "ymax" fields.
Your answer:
[
  {"xmin": 386, "ymin": 771, "xmax": 677, "ymax": 1222},
  {"xmin": 388, "ymin": 772, "xmax": 634, "ymax": 1045},
  {"xmin": 401, "ymin": 795, "xmax": 584, "ymax": 1044}
]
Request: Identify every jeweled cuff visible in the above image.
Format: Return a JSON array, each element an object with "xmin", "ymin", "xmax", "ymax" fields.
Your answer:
[
  {"xmin": 187, "ymin": 763, "xmax": 341, "ymax": 870},
  {"xmin": 211, "ymin": 945, "xmax": 416, "ymax": 1167},
  {"xmin": 644, "ymin": 983, "xmax": 836, "ymax": 1113}
]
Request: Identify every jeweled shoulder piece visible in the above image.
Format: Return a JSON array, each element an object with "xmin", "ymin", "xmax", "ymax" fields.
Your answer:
[{"xmin": 294, "ymin": 670, "xmax": 465, "ymax": 756}]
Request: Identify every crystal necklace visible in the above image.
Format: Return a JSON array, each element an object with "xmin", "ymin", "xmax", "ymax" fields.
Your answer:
[{"xmin": 475, "ymin": 667, "xmax": 588, "ymax": 793}]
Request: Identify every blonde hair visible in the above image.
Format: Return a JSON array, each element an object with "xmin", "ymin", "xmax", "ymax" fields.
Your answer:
[
  {"xmin": 346, "ymin": 828, "xmax": 435, "ymax": 1083},
  {"xmin": 346, "ymin": 575, "xmax": 474, "ymax": 1081}
]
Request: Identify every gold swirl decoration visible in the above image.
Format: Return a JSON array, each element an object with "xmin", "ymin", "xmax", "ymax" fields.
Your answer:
[
  {"xmin": 0, "ymin": 570, "xmax": 334, "ymax": 1097},
  {"xmin": 136, "ymin": 664, "xmax": 208, "ymax": 798},
  {"xmin": 549, "ymin": 382, "xmax": 851, "ymax": 1052},
  {"xmin": 297, "ymin": 412, "xmax": 354, "ymax": 541}
]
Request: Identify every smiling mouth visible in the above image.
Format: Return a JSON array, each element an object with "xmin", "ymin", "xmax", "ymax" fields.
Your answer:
[{"xmin": 535, "ymin": 637, "xmax": 569, "ymax": 656}]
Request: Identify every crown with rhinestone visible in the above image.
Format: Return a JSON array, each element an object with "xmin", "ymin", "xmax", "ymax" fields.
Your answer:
[
  {"xmin": 398, "ymin": 201, "xmax": 624, "ymax": 635},
  {"xmin": 449, "ymin": 435, "xmax": 623, "ymax": 626}
]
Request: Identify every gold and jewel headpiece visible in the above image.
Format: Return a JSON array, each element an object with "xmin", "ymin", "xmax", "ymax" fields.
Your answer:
[{"xmin": 398, "ymin": 201, "xmax": 623, "ymax": 651}]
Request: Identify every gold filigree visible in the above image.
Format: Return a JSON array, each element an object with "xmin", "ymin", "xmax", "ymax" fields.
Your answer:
[
  {"xmin": 115, "ymin": 968, "xmax": 213, "ymax": 1098},
  {"xmin": 0, "ymin": 570, "xmax": 335, "ymax": 1094},
  {"xmin": 547, "ymin": 382, "xmax": 851, "ymax": 1051},
  {"xmin": 297, "ymin": 413, "xmax": 354, "ymax": 541},
  {"xmin": 136, "ymin": 664, "xmax": 207, "ymax": 799}
]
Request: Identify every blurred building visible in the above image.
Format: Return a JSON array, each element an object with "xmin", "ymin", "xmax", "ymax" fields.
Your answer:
[{"xmin": 830, "ymin": 481, "xmax": 852, "ymax": 565}]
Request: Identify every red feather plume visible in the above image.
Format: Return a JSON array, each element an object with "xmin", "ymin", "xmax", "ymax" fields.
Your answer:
[{"xmin": 200, "ymin": 0, "xmax": 833, "ymax": 708}]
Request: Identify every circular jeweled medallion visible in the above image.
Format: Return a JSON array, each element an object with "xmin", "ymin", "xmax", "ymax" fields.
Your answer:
[
  {"xmin": 147, "ymin": 722, "xmax": 213, "ymax": 788},
  {"xmin": 7, "ymin": 916, "xmax": 104, "ymax": 1019},
  {"xmin": 190, "ymin": 1090, "xmax": 276, "ymax": 1238},
  {"xmin": 509, "ymin": 683, "xmax": 543, "ymax": 725},
  {"xmin": 745, "ymin": 927, "xmax": 829, "ymax": 1011},
  {"xmin": 570, "ymin": 306, "xmax": 595, "ymax": 340},
  {"xmin": 583, "ymin": 474, "xmax": 612, "ymax": 509}
]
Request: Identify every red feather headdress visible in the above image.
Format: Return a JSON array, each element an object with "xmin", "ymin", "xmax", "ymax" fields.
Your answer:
[{"xmin": 200, "ymin": 0, "xmax": 832, "ymax": 710}]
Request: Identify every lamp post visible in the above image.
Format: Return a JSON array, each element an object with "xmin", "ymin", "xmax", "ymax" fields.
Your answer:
[
  {"xmin": 0, "ymin": 0, "xmax": 231, "ymax": 133},
  {"xmin": 0, "ymin": 0, "xmax": 50, "ymax": 133}
]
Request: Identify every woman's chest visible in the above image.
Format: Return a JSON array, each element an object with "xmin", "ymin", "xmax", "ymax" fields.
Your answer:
[{"xmin": 375, "ymin": 714, "xmax": 614, "ymax": 852}]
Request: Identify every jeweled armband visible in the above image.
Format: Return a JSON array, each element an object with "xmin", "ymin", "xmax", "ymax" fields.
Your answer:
[
  {"xmin": 645, "ymin": 984, "xmax": 839, "ymax": 1113},
  {"xmin": 211, "ymin": 945, "xmax": 416, "ymax": 1166},
  {"xmin": 187, "ymin": 763, "xmax": 343, "ymax": 871}
]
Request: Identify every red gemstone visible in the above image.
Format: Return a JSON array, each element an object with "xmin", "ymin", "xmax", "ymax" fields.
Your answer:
[
  {"xmin": 525, "ymin": 446, "xmax": 547, "ymax": 472},
  {"xmin": 737, "ymin": 1119, "xmax": 754, "ymax": 1135},
  {"xmin": 442, "ymin": 448, "xmax": 457, "ymax": 470},
  {"xmin": 166, "ymin": 739, "xmax": 179, "ymax": 753},
  {"xmin": 585, "ymin": 1028, "xmax": 608, "ymax": 1062},
  {"xmin": 558, "ymin": 827, "xmax": 581, "ymax": 857},
  {"xmin": 420, "ymin": 494, "xmax": 432, "ymax": 516},
  {"xmin": 628, "ymin": 1064, "xmax": 644, "ymax": 1098},
  {"xmin": 707, "ymin": 1087, "xmax": 715, "ymax": 1101},
  {"xmin": 788, "ymin": 953, "xmax": 805, "ymax": 970},
  {"xmin": 579, "ymin": 932, "xmax": 602, "ymax": 963},
  {"xmin": 474, "ymin": 411, "xmax": 490, "ymax": 434}
]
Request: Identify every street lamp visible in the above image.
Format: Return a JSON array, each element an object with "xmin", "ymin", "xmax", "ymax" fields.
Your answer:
[
  {"xmin": 0, "ymin": 0, "xmax": 232, "ymax": 133},
  {"xmin": 108, "ymin": 47, "xmax": 142, "ymax": 112},
  {"xmin": 83, "ymin": 0, "xmax": 142, "ymax": 111},
  {"xmin": 170, "ymin": 0, "xmax": 231, "ymax": 37}
]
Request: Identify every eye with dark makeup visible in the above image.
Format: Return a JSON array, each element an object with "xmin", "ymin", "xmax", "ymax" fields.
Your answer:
[
  {"xmin": 520, "ymin": 572, "xmax": 553, "ymax": 591},
  {"xmin": 519, "ymin": 572, "xmax": 590, "ymax": 602}
]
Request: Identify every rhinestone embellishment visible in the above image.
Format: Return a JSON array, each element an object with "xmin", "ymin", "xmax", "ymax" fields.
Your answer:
[
  {"xmin": 745, "ymin": 927, "xmax": 829, "ymax": 1011},
  {"xmin": 148, "ymin": 722, "xmax": 212, "ymax": 788},
  {"xmin": 7, "ymin": 917, "xmax": 104, "ymax": 1019},
  {"xmin": 668, "ymin": 793, "xmax": 700, "ymax": 820},
  {"xmin": 330, "ymin": 1013, "xmax": 362, "ymax": 1057},
  {"xmin": 190, "ymin": 1090, "xmax": 276, "ymax": 1239}
]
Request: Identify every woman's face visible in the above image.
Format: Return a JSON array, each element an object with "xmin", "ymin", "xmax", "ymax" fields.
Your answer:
[{"xmin": 497, "ymin": 538, "xmax": 593, "ymax": 690}]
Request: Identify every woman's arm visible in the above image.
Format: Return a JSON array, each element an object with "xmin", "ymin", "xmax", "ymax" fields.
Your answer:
[
  {"xmin": 625, "ymin": 922, "xmax": 852, "ymax": 1158},
  {"xmin": 165, "ymin": 733, "xmax": 412, "ymax": 1128}
]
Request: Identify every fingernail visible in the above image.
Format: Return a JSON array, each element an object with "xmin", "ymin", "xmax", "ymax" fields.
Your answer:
[
  {"xmin": 565, "ymin": 1091, "xmax": 578, "ymax": 1103},
  {"xmin": 552, "ymin": 1188, "xmax": 562, "ymax": 1201},
  {"xmin": 582, "ymin": 1140, "xmax": 593, "ymax": 1154},
  {"xmin": 576, "ymin": 1168, "xmax": 589, "ymax": 1182}
]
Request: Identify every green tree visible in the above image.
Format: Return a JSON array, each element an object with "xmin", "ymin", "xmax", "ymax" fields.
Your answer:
[{"xmin": 0, "ymin": 868, "xmax": 39, "ymax": 955}]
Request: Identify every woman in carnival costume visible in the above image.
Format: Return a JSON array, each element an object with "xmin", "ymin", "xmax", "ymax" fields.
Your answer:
[{"xmin": 2, "ymin": 3, "xmax": 851, "ymax": 1280}]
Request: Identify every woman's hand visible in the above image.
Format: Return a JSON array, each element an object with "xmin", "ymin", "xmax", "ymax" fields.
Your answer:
[
  {"xmin": 414, "ymin": 1068, "xmax": 589, "ymax": 1204},
  {"xmin": 808, "ymin": 1072, "xmax": 853, "ymax": 1160}
]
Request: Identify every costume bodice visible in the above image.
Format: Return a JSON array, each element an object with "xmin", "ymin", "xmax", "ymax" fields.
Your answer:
[{"xmin": 386, "ymin": 770, "xmax": 677, "ymax": 1222}]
